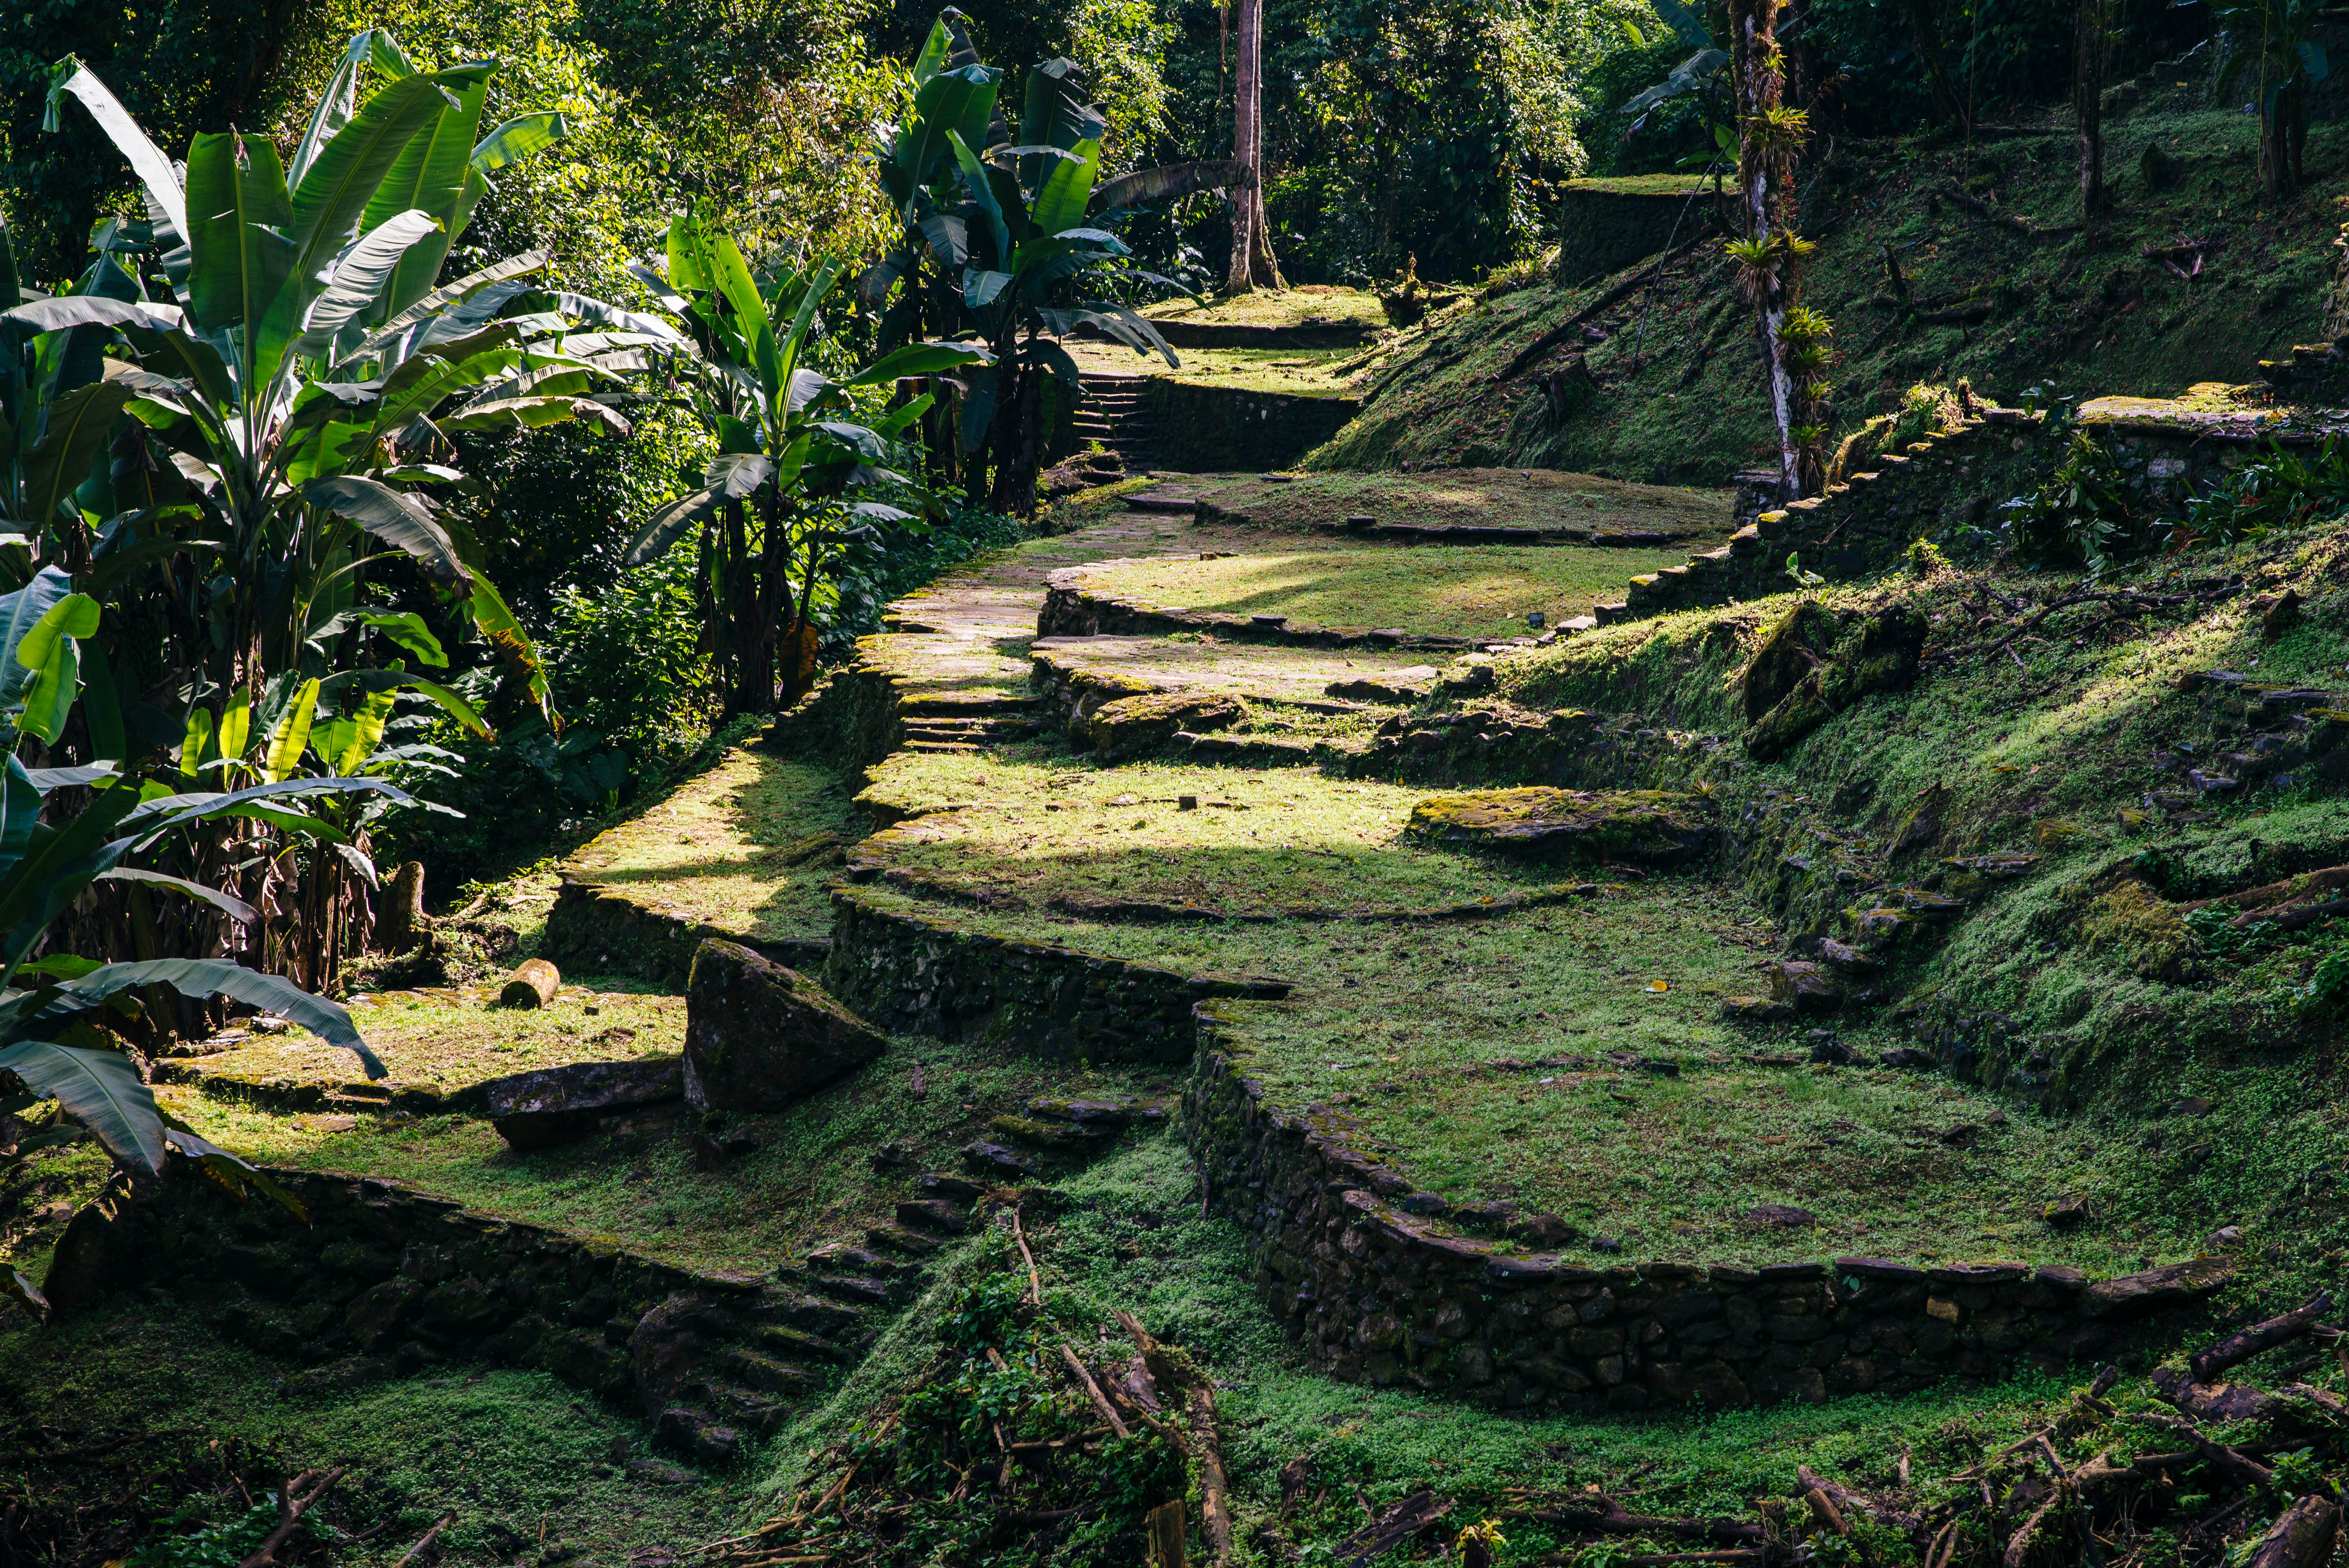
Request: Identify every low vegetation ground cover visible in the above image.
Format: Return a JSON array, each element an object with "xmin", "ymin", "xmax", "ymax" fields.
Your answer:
[
  {"xmin": 1185, "ymin": 468, "xmax": 1734, "ymax": 533},
  {"xmin": 1070, "ymin": 528, "xmax": 1697, "ymax": 636}
]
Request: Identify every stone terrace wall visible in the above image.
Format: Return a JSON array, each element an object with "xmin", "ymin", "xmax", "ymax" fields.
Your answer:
[
  {"xmin": 823, "ymin": 885, "xmax": 1289, "ymax": 1064},
  {"xmin": 1553, "ymin": 183, "xmax": 1711, "ymax": 285},
  {"xmin": 1148, "ymin": 381, "xmax": 1360, "ymax": 472},
  {"xmin": 1037, "ymin": 566, "xmax": 1477, "ymax": 653},
  {"xmin": 1183, "ymin": 1003, "xmax": 2227, "ymax": 1409},
  {"xmin": 48, "ymin": 1165, "xmax": 857, "ymax": 1457},
  {"xmin": 542, "ymin": 877, "xmax": 829, "ymax": 989}
]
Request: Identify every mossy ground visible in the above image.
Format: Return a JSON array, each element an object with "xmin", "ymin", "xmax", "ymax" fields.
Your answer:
[
  {"xmin": 1311, "ymin": 89, "xmax": 2349, "ymax": 480},
  {"xmin": 1071, "ymin": 527, "xmax": 1698, "ymax": 637},
  {"xmin": 563, "ymin": 749, "xmax": 862, "ymax": 943},
  {"xmin": 1186, "ymin": 467, "xmax": 1734, "ymax": 533},
  {"xmin": 0, "ymin": 1301, "xmax": 766, "ymax": 1566},
  {"xmin": 165, "ymin": 985, "xmax": 684, "ymax": 1102},
  {"xmin": 158, "ymin": 1016, "xmax": 1174, "ymax": 1280},
  {"xmin": 1139, "ymin": 285, "xmax": 1387, "ymax": 331}
]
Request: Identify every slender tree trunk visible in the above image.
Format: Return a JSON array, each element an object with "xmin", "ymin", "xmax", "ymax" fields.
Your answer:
[
  {"xmin": 1729, "ymin": 0, "xmax": 1799, "ymax": 502},
  {"xmin": 1224, "ymin": 0, "xmax": 1283, "ymax": 293},
  {"xmin": 2074, "ymin": 0, "xmax": 2108, "ymax": 223},
  {"xmin": 1903, "ymin": 0, "xmax": 1969, "ymax": 130}
]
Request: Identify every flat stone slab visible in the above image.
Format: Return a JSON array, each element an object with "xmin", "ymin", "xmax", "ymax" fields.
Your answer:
[
  {"xmin": 472, "ymin": 1058, "xmax": 684, "ymax": 1151},
  {"xmin": 1405, "ymin": 787, "xmax": 1715, "ymax": 867}
]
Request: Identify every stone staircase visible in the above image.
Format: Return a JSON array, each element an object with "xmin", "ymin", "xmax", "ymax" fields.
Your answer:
[
  {"xmin": 1073, "ymin": 372, "xmax": 1155, "ymax": 468},
  {"xmin": 896, "ymin": 692, "xmax": 1045, "ymax": 754}
]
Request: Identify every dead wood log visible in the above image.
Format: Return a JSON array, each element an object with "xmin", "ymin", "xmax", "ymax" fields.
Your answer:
[
  {"xmin": 2248, "ymin": 1496, "xmax": 2341, "ymax": 1568},
  {"xmin": 2192, "ymin": 1292, "xmax": 2331, "ymax": 1384},
  {"xmin": 236, "ymin": 1469, "xmax": 346, "ymax": 1568},
  {"xmin": 1057, "ymin": 1343, "xmax": 1132, "ymax": 1439},
  {"xmin": 1336, "ymin": 1491, "xmax": 1453, "ymax": 1566},
  {"xmin": 2130, "ymin": 1412, "xmax": 2275, "ymax": 1488},
  {"xmin": 391, "ymin": 1513, "xmax": 454, "ymax": 1568},
  {"xmin": 1145, "ymin": 1499, "xmax": 1188, "ymax": 1567},
  {"xmin": 1186, "ymin": 1384, "xmax": 1237, "ymax": 1564},
  {"xmin": 1941, "ymin": 186, "xmax": 2075, "ymax": 236}
]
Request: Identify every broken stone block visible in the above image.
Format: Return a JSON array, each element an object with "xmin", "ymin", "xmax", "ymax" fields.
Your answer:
[
  {"xmin": 1722, "ymin": 995, "xmax": 1795, "ymax": 1023},
  {"xmin": 474, "ymin": 1058, "xmax": 684, "ymax": 1151},
  {"xmin": 1078, "ymin": 690, "xmax": 1244, "ymax": 754},
  {"xmin": 1405, "ymin": 788, "xmax": 1714, "ymax": 867},
  {"xmin": 1325, "ymin": 666, "xmax": 1440, "ymax": 704},
  {"xmin": 683, "ymin": 940, "xmax": 888, "ymax": 1113},
  {"xmin": 2042, "ymin": 1194, "xmax": 2092, "ymax": 1229},
  {"xmin": 1767, "ymin": 961, "xmax": 1842, "ymax": 1014}
]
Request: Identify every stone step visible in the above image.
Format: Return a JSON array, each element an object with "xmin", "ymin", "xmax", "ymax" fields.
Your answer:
[
  {"xmin": 900, "ymin": 740, "xmax": 979, "ymax": 754},
  {"xmin": 989, "ymin": 1112, "xmax": 1116, "ymax": 1149},
  {"xmin": 722, "ymin": 1346, "xmax": 823, "ymax": 1395},
  {"xmin": 810, "ymin": 1273, "xmax": 898, "ymax": 1307},
  {"xmin": 898, "ymin": 693, "xmax": 1040, "ymax": 716},
  {"xmin": 915, "ymin": 1171, "xmax": 987, "ymax": 1203},
  {"xmin": 962, "ymin": 1140, "xmax": 1040, "ymax": 1179},
  {"xmin": 705, "ymin": 1382, "xmax": 793, "ymax": 1435},
  {"xmin": 866, "ymin": 1222, "xmax": 946, "ymax": 1257},
  {"xmin": 807, "ymin": 1242, "xmax": 920, "ymax": 1278},
  {"xmin": 1124, "ymin": 494, "xmax": 1196, "ymax": 514},
  {"xmin": 755, "ymin": 1322, "xmax": 852, "ymax": 1363},
  {"xmin": 765, "ymin": 1292, "xmax": 865, "ymax": 1336},
  {"xmin": 896, "ymin": 1197, "xmax": 973, "ymax": 1235}
]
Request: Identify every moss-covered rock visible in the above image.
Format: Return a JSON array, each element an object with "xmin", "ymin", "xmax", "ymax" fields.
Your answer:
[
  {"xmin": 1404, "ymin": 787, "xmax": 1714, "ymax": 866},
  {"xmin": 1745, "ymin": 601, "xmax": 1930, "ymax": 762},
  {"xmin": 1078, "ymin": 690, "xmax": 1247, "ymax": 754}
]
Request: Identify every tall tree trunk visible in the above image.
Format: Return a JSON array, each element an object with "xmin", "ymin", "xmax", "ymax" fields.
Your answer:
[
  {"xmin": 2074, "ymin": 0, "xmax": 2108, "ymax": 223},
  {"xmin": 1729, "ymin": 0, "xmax": 1800, "ymax": 502},
  {"xmin": 1225, "ymin": 0, "xmax": 1284, "ymax": 293},
  {"xmin": 1903, "ymin": 0, "xmax": 1969, "ymax": 130}
]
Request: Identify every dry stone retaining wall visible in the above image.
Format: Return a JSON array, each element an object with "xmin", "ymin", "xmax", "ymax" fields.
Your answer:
[
  {"xmin": 48, "ymin": 1165, "xmax": 858, "ymax": 1459},
  {"xmin": 822, "ymin": 884, "xmax": 1289, "ymax": 1064},
  {"xmin": 1147, "ymin": 381, "xmax": 1360, "ymax": 472},
  {"xmin": 1037, "ymin": 565, "xmax": 1476, "ymax": 652},
  {"xmin": 1182, "ymin": 1003, "xmax": 2226, "ymax": 1409},
  {"xmin": 1553, "ymin": 182, "xmax": 1711, "ymax": 285},
  {"xmin": 541, "ymin": 877, "xmax": 829, "ymax": 989}
]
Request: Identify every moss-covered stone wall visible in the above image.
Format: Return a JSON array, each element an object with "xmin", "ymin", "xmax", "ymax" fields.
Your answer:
[
  {"xmin": 1181, "ymin": 1003, "xmax": 2226, "ymax": 1409},
  {"xmin": 1147, "ymin": 380, "xmax": 1360, "ymax": 471},
  {"xmin": 1552, "ymin": 182, "xmax": 1712, "ymax": 285}
]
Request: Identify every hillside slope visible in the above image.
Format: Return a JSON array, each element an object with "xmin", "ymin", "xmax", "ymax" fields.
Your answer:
[{"xmin": 1313, "ymin": 85, "xmax": 2349, "ymax": 483}]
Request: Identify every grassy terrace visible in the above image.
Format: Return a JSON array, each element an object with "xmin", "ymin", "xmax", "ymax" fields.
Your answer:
[
  {"xmin": 562, "ymin": 750, "xmax": 860, "ymax": 943},
  {"xmin": 162, "ymin": 985, "xmax": 686, "ymax": 1102},
  {"xmin": 1139, "ymin": 285, "xmax": 1386, "ymax": 330},
  {"xmin": 1185, "ymin": 468, "xmax": 1735, "ymax": 534},
  {"xmin": 1070, "ymin": 527, "xmax": 1697, "ymax": 638},
  {"xmin": 161, "ymin": 1003, "xmax": 1175, "ymax": 1280}
]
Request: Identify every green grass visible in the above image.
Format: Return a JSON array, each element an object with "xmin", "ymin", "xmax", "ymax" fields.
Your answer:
[
  {"xmin": 1140, "ymin": 286, "xmax": 1387, "ymax": 329},
  {"xmin": 160, "ymin": 1028, "xmax": 1176, "ymax": 1279},
  {"xmin": 0, "ymin": 1302, "xmax": 768, "ymax": 1566},
  {"xmin": 1189, "ymin": 467, "xmax": 1734, "ymax": 534},
  {"xmin": 1073, "ymin": 529, "xmax": 1697, "ymax": 637},
  {"xmin": 1310, "ymin": 93, "xmax": 2349, "ymax": 480},
  {"xmin": 768, "ymin": 1132, "xmax": 2129, "ymax": 1564},
  {"xmin": 164, "ymin": 987, "xmax": 687, "ymax": 1102},
  {"xmin": 1563, "ymin": 173, "xmax": 1713, "ymax": 196},
  {"xmin": 562, "ymin": 748, "xmax": 860, "ymax": 943}
]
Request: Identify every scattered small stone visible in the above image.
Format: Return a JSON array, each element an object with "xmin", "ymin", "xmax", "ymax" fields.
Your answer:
[
  {"xmin": 1807, "ymin": 1030, "xmax": 1856, "ymax": 1066},
  {"xmin": 1398, "ymin": 1191, "xmax": 1450, "ymax": 1216},
  {"xmin": 1178, "ymin": 795, "xmax": 1198, "ymax": 810},
  {"xmin": 869, "ymin": 1142, "xmax": 914, "ymax": 1170},
  {"xmin": 1526, "ymin": 611, "xmax": 1546, "ymax": 629},
  {"xmin": 2169, "ymin": 1096, "xmax": 2213, "ymax": 1117},
  {"xmin": 1745, "ymin": 1204, "xmax": 1815, "ymax": 1230},
  {"xmin": 2207, "ymin": 1224, "xmax": 2244, "ymax": 1251},
  {"xmin": 1939, "ymin": 1123, "xmax": 1982, "ymax": 1149},
  {"xmin": 2043, "ymin": 1194, "xmax": 2092, "ymax": 1229},
  {"xmin": 1589, "ymin": 1235, "xmax": 1623, "ymax": 1254},
  {"xmin": 1518, "ymin": 1212, "xmax": 1578, "ymax": 1247}
]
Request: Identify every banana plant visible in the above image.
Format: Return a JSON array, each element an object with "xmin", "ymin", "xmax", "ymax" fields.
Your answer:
[
  {"xmin": 620, "ymin": 207, "xmax": 988, "ymax": 716},
  {"xmin": 864, "ymin": 12, "xmax": 1230, "ymax": 514},
  {"xmin": 2211, "ymin": 0, "xmax": 2347, "ymax": 194},
  {"xmin": 0, "ymin": 567, "xmax": 399, "ymax": 1219}
]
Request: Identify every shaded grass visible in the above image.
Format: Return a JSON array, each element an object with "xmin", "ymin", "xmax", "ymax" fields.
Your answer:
[
  {"xmin": 160, "ymin": 1031, "xmax": 1177, "ymax": 1279},
  {"xmin": 169, "ymin": 987, "xmax": 687, "ymax": 1100},
  {"xmin": 564, "ymin": 749, "xmax": 860, "ymax": 943},
  {"xmin": 770, "ymin": 1133, "xmax": 2112, "ymax": 1564},
  {"xmin": 0, "ymin": 1302, "xmax": 765, "ymax": 1566},
  {"xmin": 1186, "ymin": 467, "xmax": 1734, "ymax": 534},
  {"xmin": 1140, "ymin": 286, "xmax": 1387, "ymax": 329},
  {"xmin": 1072, "ymin": 527, "xmax": 1695, "ymax": 637}
]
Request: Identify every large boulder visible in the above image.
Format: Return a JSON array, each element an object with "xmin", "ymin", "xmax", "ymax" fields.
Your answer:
[
  {"xmin": 684, "ymin": 940, "xmax": 887, "ymax": 1112},
  {"xmin": 1404, "ymin": 788, "xmax": 1714, "ymax": 867},
  {"xmin": 470, "ymin": 1057, "xmax": 685, "ymax": 1151},
  {"xmin": 1743, "ymin": 600, "xmax": 1930, "ymax": 763},
  {"xmin": 1078, "ymin": 689, "xmax": 1244, "ymax": 754}
]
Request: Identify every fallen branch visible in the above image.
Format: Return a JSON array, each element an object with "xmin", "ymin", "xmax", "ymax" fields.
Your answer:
[
  {"xmin": 1013, "ymin": 1205, "xmax": 1042, "ymax": 1305},
  {"xmin": 2131, "ymin": 1411, "xmax": 2276, "ymax": 1488},
  {"xmin": 1941, "ymin": 185, "xmax": 2074, "ymax": 237},
  {"xmin": 2192, "ymin": 1290, "xmax": 2331, "ymax": 1384},
  {"xmin": 1187, "ymin": 1384, "xmax": 1237, "ymax": 1564},
  {"xmin": 1506, "ymin": 1500, "xmax": 1766, "ymax": 1545},
  {"xmin": 236, "ymin": 1468, "xmax": 346, "ymax": 1568},
  {"xmin": 1932, "ymin": 586, "xmax": 2217, "ymax": 663},
  {"xmin": 1337, "ymin": 1490, "xmax": 1453, "ymax": 1567},
  {"xmin": 392, "ymin": 1512, "xmax": 454, "ymax": 1568},
  {"xmin": 1058, "ymin": 1343, "xmax": 1132, "ymax": 1439},
  {"xmin": 1499, "ymin": 236, "xmax": 1713, "ymax": 381}
]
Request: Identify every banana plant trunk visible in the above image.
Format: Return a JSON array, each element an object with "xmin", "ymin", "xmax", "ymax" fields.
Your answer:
[
  {"xmin": 1729, "ymin": 0, "xmax": 1800, "ymax": 502},
  {"xmin": 986, "ymin": 337, "xmax": 1048, "ymax": 517},
  {"xmin": 1225, "ymin": 0, "xmax": 1285, "ymax": 294}
]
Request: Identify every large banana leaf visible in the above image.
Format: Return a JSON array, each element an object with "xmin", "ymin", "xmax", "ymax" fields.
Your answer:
[
  {"xmin": 287, "ymin": 73, "xmax": 463, "ymax": 306},
  {"xmin": 56, "ymin": 959, "xmax": 382, "ymax": 1076},
  {"xmin": 0, "ymin": 1039, "xmax": 164, "ymax": 1173},
  {"xmin": 472, "ymin": 112, "xmax": 567, "ymax": 173},
  {"xmin": 291, "ymin": 29, "xmax": 415, "ymax": 187},
  {"xmin": 96, "ymin": 867, "xmax": 258, "ymax": 924},
  {"xmin": 469, "ymin": 577, "xmax": 555, "ymax": 723},
  {"xmin": 363, "ymin": 71, "xmax": 490, "ymax": 321},
  {"xmin": 299, "ymin": 210, "xmax": 444, "ymax": 350},
  {"xmin": 1030, "ymin": 140, "xmax": 1103, "ymax": 238},
  {"xmin": 621, "ymin": 452, "xmax": 773, "ymax": 567},
  {"xmin": 184, "ymin": 131, "xmax": 298, "ymax": 380},
  {"xmin": 302, "ymin": 475, "xmax": 471, "ymax": 586},
  {"xmin": 43, "ymin": 60, "xmax": 187, "ymax": 243},
  {"xmin": 12, "ymin": 592, "xmax": 98, "ymax": 745},
  {"xmin": 898, "ymin": 64, "xmax": 1002, "ymax": 191},
  {"xmin": 15, "ymin": 383, "xmax": 132, "ymax": 531},
  {"xmin": 1087, "ymin": 160, "xmax": 1253, "ymax": 213}
]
